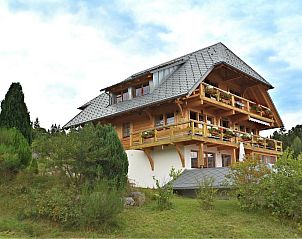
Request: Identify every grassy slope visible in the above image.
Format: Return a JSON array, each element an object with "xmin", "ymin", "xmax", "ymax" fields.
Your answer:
[{"xmin": 0, "ymin": 194, "xmax": 301, "ymax": 238}]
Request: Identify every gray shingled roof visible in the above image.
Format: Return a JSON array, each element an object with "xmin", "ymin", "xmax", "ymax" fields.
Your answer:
[
  {"xmin": 63, "ymin": 42, "xmax": 272, "ymax": 128},
  {"xmin": 171, "ymin": 167, "xmax": 231, "ymax": 189}
]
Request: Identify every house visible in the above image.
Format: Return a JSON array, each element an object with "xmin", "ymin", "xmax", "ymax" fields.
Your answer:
[{"xmin": 63, "ymin": 42, "xmax": 283, "ymax": 188}]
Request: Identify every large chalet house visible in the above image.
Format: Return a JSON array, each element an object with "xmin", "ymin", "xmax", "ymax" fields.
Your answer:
[{"xmin": 64, "ymin": 42, "xmax": 283, "ymax": 188}]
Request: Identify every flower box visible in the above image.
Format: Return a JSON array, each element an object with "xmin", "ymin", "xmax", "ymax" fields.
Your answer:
[
  {"xmin": 250, "ymin": 105, "xmax": 262, "ymax": 114},
  {"xmin": 223, "ymin": 129, "xmax": 235, "ymax": 139},
  {"xmin": 263, "ymin": 109, "xmax": 273, "ymax": 117},
  {"xmin": 208, "ymin": 127, "xmax": 221, "ymax": 136},
  {"xmin": 142, "ymin": 130, "xmax": 155, "ymax": 139},
  {"xmin": 205, "ymin": 86, "xmax": 218, "ymax": 99},
  {"xmin": 241, "ymin": 133, "xmax": 252, "ymax": 141}
]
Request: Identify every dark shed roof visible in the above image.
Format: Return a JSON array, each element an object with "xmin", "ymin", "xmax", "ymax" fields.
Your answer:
[{"xmin": 171, "ymin": 167, "xmax": 231, "ymax": 190}]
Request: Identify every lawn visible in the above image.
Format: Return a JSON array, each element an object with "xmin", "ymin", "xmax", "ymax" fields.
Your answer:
[{"xmin": 0, "ymin": 193, "xmax": 301, "ymax": 238}]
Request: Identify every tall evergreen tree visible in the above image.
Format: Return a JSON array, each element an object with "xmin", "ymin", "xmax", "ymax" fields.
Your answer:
[{"xmin": 0, "ymin": 82, "xmax": 32, "ymax": 144}]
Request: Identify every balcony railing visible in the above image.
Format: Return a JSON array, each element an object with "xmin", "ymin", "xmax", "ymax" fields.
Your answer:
[
  {"xmin": 130, "ymin": 120, "xmax": 282, "ymax": 153},
  {"xmin": 192, "ymin": 83, "xmax": 274, "ymax": 119}
]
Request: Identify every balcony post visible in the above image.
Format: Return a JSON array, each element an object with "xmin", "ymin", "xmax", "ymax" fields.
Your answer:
[
  {"xmin": 154, "ymin": 129, "xmax": 158, "ymax": 142},
  {"xmin": 231, "ymin": 95, "xmax": 235, "ymax": 107},
  {"xmin": 139, "ymin": 132, "xmax": 143, "ymax": 144},
  {"xmin": 200, "ymin": 84, "xmax": 205, "ymax": 99},
  {"xmin": 198, "ymin": 142, "xmax": 204, "ymax": 168},
  {"xmin": 130, "ymin": 133, "xmax": 133, "ymax": 147}
]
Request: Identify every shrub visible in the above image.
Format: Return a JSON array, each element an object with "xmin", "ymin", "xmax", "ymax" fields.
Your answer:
[
  {"xmin": 228, "ymin": 150, "xmax": 302, "ymax": 222},
  {"xmin": 153, "ymin": 177, "xmax": 173, "ymax": 210},
  {"xmin": 80, "ymin": 181, "xmax": 123, "ymax": 229},
  {"xmin": 0, "ymin": 127, "xmax": 31, "ymax": 179},
  {"xmin": 227, "ymin": 156, "xmax": 271, "ymax": 210},
  {"xmin": 196, "ymin": 176, "xmax": 217, "ymax": 210}
]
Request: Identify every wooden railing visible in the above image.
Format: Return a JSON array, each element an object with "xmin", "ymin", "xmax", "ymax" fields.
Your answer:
[
  {"xmin": 193, "ymin": 83, "xmax": 274, "ymax": 119},
  {"xmin": 130, "ymin": 119, "xmax": 282, "ymax": 152}
]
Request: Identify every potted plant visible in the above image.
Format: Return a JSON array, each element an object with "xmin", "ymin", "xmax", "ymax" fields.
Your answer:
[
  {"xmin": 142, "ymin": 130, "xmax": 155, "ymax": 139},
  {"xmin": 219, "ymin": 92, "xmax": 231, "ymax": 104},
  {"xmin": 250, "ymin": 105, "xmax": 262, "ymax": 114},
  {"xmin": 263, "ymin": 109, "xmax": 273, "ymax": 117},
  {"xmin": 266, "ymin": 139, "xmax": 275, "ymax": 149},
  {"xmin": 241, "ymin": 133, "xmax": 251, "ymax": 141},
  {"xmin": 235, "ymin": 101, "xmax": 245, "ymax": 109},
  {"xmin": 256, "ymin": 137, "xmax": 265, "ymax": 147},
  {"xmin": 223, "ymin": 129, "xmax": 234, "ymax": 139},
  {"xmin": 208, "ymin": 126, "xmax": 221, "ymax": 137},
  {"xmin": 205, "ymin": 85, "xmax": 218, "ymax": 100}
]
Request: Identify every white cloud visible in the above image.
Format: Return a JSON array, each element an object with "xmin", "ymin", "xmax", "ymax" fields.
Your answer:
[{"xmin": 0, "ymin": 0, "xmax": 301, "ymax": 130}]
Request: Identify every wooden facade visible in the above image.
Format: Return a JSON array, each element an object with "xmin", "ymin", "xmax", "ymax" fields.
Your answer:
[{"xmin": 104, "ymin": 64, "xmax": 283, "ymax": 169}]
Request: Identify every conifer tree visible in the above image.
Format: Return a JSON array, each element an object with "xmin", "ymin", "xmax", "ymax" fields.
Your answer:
[{"xmin": 0, "ymin": 82, "xmax": 32, "ymax": 144}]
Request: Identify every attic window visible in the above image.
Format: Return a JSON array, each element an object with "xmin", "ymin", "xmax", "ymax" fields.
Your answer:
[{"xmin": 135, "ymin": 83, "xmax": 150, "ymax": 97}]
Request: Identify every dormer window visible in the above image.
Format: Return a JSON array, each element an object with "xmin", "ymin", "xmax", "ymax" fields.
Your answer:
[
  {"xmin": 112, "ymin": 90, "xmax": 129, "ymax": 104},
  {"xmin": 135, "ymin": 83, "xmax": 150, "ymax": 97}
]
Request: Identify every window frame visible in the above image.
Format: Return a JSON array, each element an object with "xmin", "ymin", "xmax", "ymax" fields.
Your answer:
[{"xmin": 122, "ymin": 122, "xmax": 131, "ymax": 138}]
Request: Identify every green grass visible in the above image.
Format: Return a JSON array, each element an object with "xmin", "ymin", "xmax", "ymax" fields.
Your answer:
[{"xmin": 0, "ymin": 192, "xmax": 301, "ymax": 238}]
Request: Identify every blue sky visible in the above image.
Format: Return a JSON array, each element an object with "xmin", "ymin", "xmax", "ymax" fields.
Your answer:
[{"xmin": 0, "ymin": 0, "xmax": 301, "ymax": 131}]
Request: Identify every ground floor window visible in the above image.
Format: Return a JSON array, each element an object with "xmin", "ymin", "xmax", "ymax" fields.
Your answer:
[
  {"xmin": 204, "ymin": 152, "xmax": 215, "ymax": 168},
  {"xmin": 222, "ymin": 154, "xmax": 231, "ymax": 167},
  {"xmin": 191, "ymin": 150, "xmax": 198, "ymax": 168},
  {"xmin": 259, "ymin": 155, "xmax": 276, "ymax": 164}
]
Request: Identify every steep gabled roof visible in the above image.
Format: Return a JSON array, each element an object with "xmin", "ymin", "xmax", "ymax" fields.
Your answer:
[{"xmin": 63, "ymin": 42, "xmax": 273, "ymax": 128}]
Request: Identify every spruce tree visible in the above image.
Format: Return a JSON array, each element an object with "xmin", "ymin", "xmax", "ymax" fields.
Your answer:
[{"xmin": 0, "ymin": 82, "xmax": 32, "ymax": 144}]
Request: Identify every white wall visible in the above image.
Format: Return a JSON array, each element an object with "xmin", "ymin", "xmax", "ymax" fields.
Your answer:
[{"xmin": 127, "ymin": 145, "xmax": 184, "ymax": 188}]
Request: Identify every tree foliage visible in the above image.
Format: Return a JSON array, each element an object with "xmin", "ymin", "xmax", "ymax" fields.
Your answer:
[
  {"xmin": 228, "ymin": 150, "xmax": 302, "ymax": 222},
  {"xmin": 0, "ymin": 127, "xmax": 31, "ymax": 177},
  {"xmin": 32, "ymin": 123, "xmax": 128, "ymax": 187},
  {"xmin": 272, "ymin": 124, "xmax": 302, "ymax": 156},
  {"xmin": 0, "ymin": 83, "xmax": 32, "ymax": 144}
]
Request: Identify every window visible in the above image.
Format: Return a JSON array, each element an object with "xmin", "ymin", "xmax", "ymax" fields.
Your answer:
[
  {"xmin": 122, "ymin": 122, "xmax": 130, "ymax": 138},
  {"xmin": 155, "ymin": 115, "xmax": 164, "ymax": 127},
  {"xmin": 204, "ymin": 152, "xmax": 215, "ymax": 168},
  {"xmin": 222, "ymin": 154, "xmax": 231, "ymax": 167},
  {"xmin": 112, "ymin": 90, "xmax": 129, "ymax": 104},
  {"xmin": 230, "ymin": 89, "xmax": 241, "ymax": 97},
  {"xmin": 154, "ymin": 112, "xmax": 175, "ymax": 127},
  {"xmin": 166, "ymin": 113, "xmax": 175, "ymax": 125},
  {"xmin": 221, "ymin": 118, "xmax": 229, "ymax": 128},
  {"xmin": 135, "ymin": 82, "xmax": 150, "ymax": 97},
  {"xmin": 240, "ymin": 125, "xmax": 245, "ymax": 132},
  {"xmin": 204, "ymin": 79, "xmax": 218, "ymax": 87},
  {"xmin": 260, "ymin": 155, "xmax": 276, "ymax": 164},
  {"xmin": 191, "ymin": 151, "xmax": 198, "ymax": 168}
]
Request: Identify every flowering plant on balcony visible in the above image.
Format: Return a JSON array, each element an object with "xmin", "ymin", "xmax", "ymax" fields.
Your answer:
[
  {"xmin": 263, "ymin": 109, "xmax": 273, "ymax": 117},
  {"xmin": 142, "ymin": 130, "xmax": 155, "ymax": 139},
  {"xmin": 256, "ymin": 137, "xmax": 265, "ymax": 146},
  {"xmin": 223, "ymin": 129, "xmax": 235, "ymax": 139},
  {"xmin": 241, "ymin": 133, "xmax": 252, "ymax": 141},
  {"xmin": 205, "ymin": 85, "xmax": 218, "ymax": 99},
  {"xmin": 208, "ymin": 126, "xmax": 221, "ymax": 136},
  {"xmin": 220, "ymin": 92, "xmax": 231, "ymax": 100},
  {"xmin": 266, "ymin": 139, "xmax": 275, "ymax": 149},
  {"xmin": 250, "ymin": 105, "xmax": 262, "ymax": 113}
]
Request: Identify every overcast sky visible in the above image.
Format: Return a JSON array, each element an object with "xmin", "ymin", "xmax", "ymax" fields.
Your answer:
[{"xmin": 0, "ymin": 0, "xmax": 301, "ymax": 132}]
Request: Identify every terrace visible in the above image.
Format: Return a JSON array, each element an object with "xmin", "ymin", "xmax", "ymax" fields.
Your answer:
[{"xmin": 129, "ymin": 120, "xmax": 282, "ymax": 155}]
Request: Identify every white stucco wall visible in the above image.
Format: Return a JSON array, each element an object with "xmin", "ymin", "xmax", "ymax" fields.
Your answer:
[
  {"xmin": 127, "ymin": 145, "xmax": 184, "ymax": 188},
  {"xmin": 127, "ymin": 144, "xmax": 233, "ymax": 188}
]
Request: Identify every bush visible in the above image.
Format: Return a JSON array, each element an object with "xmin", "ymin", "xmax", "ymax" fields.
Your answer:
[
  {"xmin": 196, "ymin": 176, "xmax": 217, "ymax": 210},
  {"xmin": 227, "ymin": 156, "xmax": 271, "ymax": 210},
  {"xmin": 80, "ymin": 181, "xmax": 123, "ymax": 229},
  {"xmin": 228, "ymin": 150, "xmax": 302, "ymax": 222},
  {"xmin": 0, "ymin": 127, "xmax": 31, "ymax": 179},
  {"xmin": 153, "ymin": 177, "xmax": 173, "ymax": 210}
]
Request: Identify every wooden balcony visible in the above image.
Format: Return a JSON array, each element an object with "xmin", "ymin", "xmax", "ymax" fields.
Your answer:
[
  {"xmin": 129, "ymin": 120, "xmax": 282, "ymax": 155},
  {"xmin": 189, "ymin": 83, "xmax": 275, "ymax": 125}
]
